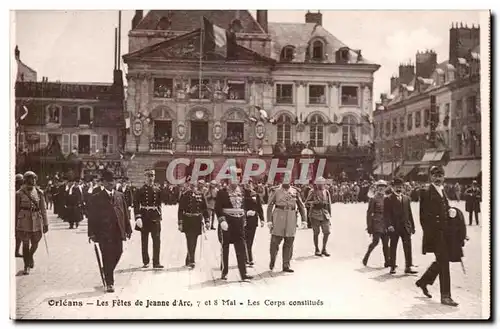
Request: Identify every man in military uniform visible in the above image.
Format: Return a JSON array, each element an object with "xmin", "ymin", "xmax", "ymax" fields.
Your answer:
[
  {"xmin": 133, "ymin": 169, "xmax": 164, "ymax": 269},
  {"xmin": 15, "ymin": 174, "xmax": 24, "ymax": 258},
  {"xmin": 464, "ymin": 180, "xmax": 481, "ymax": 225},
  {"xmin": 178, "ymin": 180, "xmax": 210, "ymax": 269},
  {"xmin": 305, "ymin": 177, "xmax": 332, "ymax": 257},
  {"xmin": 204, "ymin": 180, "xmax": 218, "ymax": 230},
  {"xmin": 266, "ymin": 174, "xmax": 307, "ymax": 273},
  {"xmin": 15, "ymin": 171, "xmax": 48, "ymax": 275},
  {"xmin": 215, "ymin": 169, "xmax": 253, "ymax": 281}
]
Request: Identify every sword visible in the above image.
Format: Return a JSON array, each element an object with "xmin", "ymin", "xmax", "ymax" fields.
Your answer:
[
  {"xmin": 93, "ymin": 242, "xmax": 106, "ymax": 288},
  {"xmin": 460, "ymin": 259, "xmax": 467, "ymax": 275}
]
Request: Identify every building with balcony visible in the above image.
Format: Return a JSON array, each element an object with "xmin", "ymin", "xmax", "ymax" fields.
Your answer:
[
  {"xmin": 123, "ymin": 10, "xmax": 380, "ymax": 184},
  {"xmin": 15, "ymin": 47, "xmax": 126, "ymax": 181},
  {"xmin": 373, "ymin": 23, "xmax": 481, "ymax": 182}
]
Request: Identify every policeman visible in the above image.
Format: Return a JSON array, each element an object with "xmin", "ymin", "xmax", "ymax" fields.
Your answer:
[
  {"xmin": 133, "ymin": 169, "xmax": 164, "ymax": 269},
  {"xmin": 15, "ymin": 171, "xmax": 48, "ymax": 275},
  {"xmin": 178, "ymin": 180, "xmax": 210, "ymax": 269},
  {"xmin": 266, "ymin": 173, "xmax": 307, "ymax": 273},
  {"xmin": 15, "ymin": 174, "xmax": 24, "ymax": 258},
  {"xmin": 304, "ymin": 177, "xmax": 332, "ymax": 257},
  {"xmin": 215, "ymin": 168, "xmax": 253, "ymax": 281}
]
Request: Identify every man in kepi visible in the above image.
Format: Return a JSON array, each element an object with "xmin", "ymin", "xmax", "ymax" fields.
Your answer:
[
  {"xmin": 178, "ymin": 179, "xmax": 210, "ymax": 269},
  {"xmin": 416, "ymin": 165, "xmax": 460, "ymax": 306},
  {"xmin": 15, "ymin": 171, "xmax": 48, "ymax": 275},
  {"xmin": 134, "ymin": 169, "xmax": 164, "ymax": 269},
  {"xmin": 384, "ymin": 177, "xmax": 417, "ymax": 275},
  {"xmin": 304, "ymin": 177, "xmax": 332, "ymax": 257},
  {"xmin": 266, "ymin": 172, "xmax": 307, "ymax": 273},
  {"xmin": 88, "ymin": 170, "xmax": 132, "ymax": 292},
  {"xmin": 215, "ymin": 168, "xmax": 253, "ymax": 281}
]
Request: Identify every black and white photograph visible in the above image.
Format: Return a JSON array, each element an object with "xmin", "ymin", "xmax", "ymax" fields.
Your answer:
[{"xmin": 10, "ymin": 8, "xmax": 490, "ymax": 320}]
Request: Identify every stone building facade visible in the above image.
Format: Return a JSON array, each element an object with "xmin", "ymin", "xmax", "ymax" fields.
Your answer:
[
  {"xmin": 123, "ymin": 10, "xmax": 380, "ymax": 184},
  {"xmin": 373, "ymin": 23, "xmax": 481, "ymax": 181}
]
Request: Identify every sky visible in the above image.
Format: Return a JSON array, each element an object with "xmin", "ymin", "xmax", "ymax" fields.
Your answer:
[{"xmin": 14, "ymin": 10, "xmax": 481, "ymax": 102}]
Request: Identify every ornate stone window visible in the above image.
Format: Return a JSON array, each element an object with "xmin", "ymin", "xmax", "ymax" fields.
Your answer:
[
  {"xmin": 308, "ymin": 84, "xmax": 326, "ymax": 104},
  {"xmin": 280, "ymin": 46, "xmax": 295, "ymax": 62},
  {"xmin": 341, "ymin": 86, "xmax": 359, "ymax": 106},
  {"xmin": 78, "ymin": 106, "xmax": 93, "ymax": 126},
  {"xmin": 311, "ymin": 40, "xmax": 324, "ymax": 60},
  {"xmin": 341, "ymin": 115, "xmax": 358, "ymax": 147},
  {"xmin": 276, "ymin": 83, "xmax": 293, "ymax": 104},
  {"xmin": 154, "ymin": 78, "xmax": 174, "ymax": 98},
  {"xmin": 309, "ymin": 114, "xmax": 325, "ymax": 147},
  {"xmin": 277, "ymin": 114, "xmax": 292, "ymax": 145},
  {"xmin": 46, "ymin": 104, "xmax": 61, "ymax": 125}
]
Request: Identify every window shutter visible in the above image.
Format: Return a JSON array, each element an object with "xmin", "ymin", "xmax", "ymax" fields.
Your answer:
[
  {"xmin": 91, "ymin": 135, "xmax": 98, "ymax": 154},
  {"xmin": 108, "ymin": 135, "xmax": 114, "ymax": 154},
  {"xmin": 71, "ymin": 134, "xmax": 78, "ymax": 152},
  {"xmin": 39, "ymin": 133, "xmax": 48, "ymax": 149},
  {"xmin": 62, "ymin": 134, "xmax": 70, "ymax": 154},
  {"xmin": 97, "ymin": 135, "xmax": 103, "ymax": 153}
]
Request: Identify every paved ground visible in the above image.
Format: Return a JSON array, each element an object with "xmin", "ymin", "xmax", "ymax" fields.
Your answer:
[{"xmin": 12, "ymin": 201, "xmax": 489, "ymax": 320}]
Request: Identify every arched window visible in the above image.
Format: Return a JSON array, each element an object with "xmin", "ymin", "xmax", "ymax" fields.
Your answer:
[
  {"xmin": 341, "ymin": 115, "xmax": 358, "ymax": 147},
  {"xmin": 280, "ymin": 46, "xmax": 295, "ymax": 62},
  {"xmin": 309, "ymin": 114, "xmax": 324, "ymax": 147},
  {"xmin": 277, "ymin": 114, "xmax": 292, "ymax": 145},
  {"xmin": 312, "ymin": 40, "xmax": 324, "ymax": 60}
]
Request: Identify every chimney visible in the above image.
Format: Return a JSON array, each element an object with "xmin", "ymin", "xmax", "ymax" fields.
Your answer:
[
  {"xmin": 415, "ymin": 50, "xmax": 438, "ymax": 78},
  {"xmin": 15, "ymin": 46, "xmax": 20, "ymax": 60},
  {"xmin": 390, "ymin": 76, "xmax": 399, "ymax": 93},
  {"xmin": 398, "ymin": 63, "xmax": 415, "ymax": 85},
  {"xmin": 132, "ymin": 10, "xmax": 143, "ymax": 29},
  {"xmin": 305, "ymin": 10, "xmax": 322, "ymax": 26},
  {"xmin": 380, "ymin": 93, "xmax": 389, "ymax": 107},
  {"xmin": 256, "ymin": 10, "xmax": 268, "ymax": 33}
]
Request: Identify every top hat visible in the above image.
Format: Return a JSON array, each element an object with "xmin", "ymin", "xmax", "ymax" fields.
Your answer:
[
  {"xmin": 429, "ymin": 165, "xmax": 445, "ymax": 175},
  {"xmin": 102, "ymin": 170, "xmax": 115, "ymax": 182},
  {"xmin": 392, "ymin": 177, "xmax": 404, "ymax": 186}
]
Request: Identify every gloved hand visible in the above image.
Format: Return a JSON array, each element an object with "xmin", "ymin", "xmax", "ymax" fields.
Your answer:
[
  {"xmin": 267, "ymin": 221, "xmax": 273, "ymax": 232},
  {"xmin": 220, "ymin": 221, "xmax": 229, "ymax": 231},
  {"xmin": 42, "ymin": 225, "xmax": 48, "ymax": 234},
  {"xmin": 246, "ymin": 210, "xmax": 256, "ymax": 217},
  {"xmin": 260, "ymin": 221, "xmax": 265, "ymax": 228},
  {"xmin": 205, "ymin": 222, "xmax": 211, "ymax": 231},
  {"xmin": 88, "ymin": 235, "xmax": 96, "ymax": 244},
  {"xmin": 135, "ymin": 218, "xmax": 143, "ymax": 229},
  {"xmin": 126, "ymin": 232, "xmax": 132, "ymax": 239},
  {"xmin": 300, "ymin": 222, "xmax": 308, "ymax": 229},
  {"xmin": 178, "ymin": 223, "xmax": 183, "ymax": 232},
  {"xmin": 388, "ymin": 226, "xmax": 395, "ymax": 233}
]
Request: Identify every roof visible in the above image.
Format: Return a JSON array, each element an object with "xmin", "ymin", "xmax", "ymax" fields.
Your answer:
[
  {"xmin": 123, "ymin": 29, "xmax": 275, "ymax": 64},
  {"xmin": 134, "ymin": 10, "xmax": 265, "ymax": 34},
  {"xmin": 17, "ymin": 59, "xmax": 36, "ymax": 75},
  {"xmin": 268, "ymin": 22, "xmax": 373, "ymax": 64}
]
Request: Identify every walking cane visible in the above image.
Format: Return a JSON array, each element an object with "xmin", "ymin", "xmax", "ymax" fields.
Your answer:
[{"xmin": 93, "ymin": 241, "xmax": 107, "ymax": 288}]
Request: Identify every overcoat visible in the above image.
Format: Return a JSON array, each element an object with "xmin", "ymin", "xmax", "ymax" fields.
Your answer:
[
  {"xmin": 267, "ymin": 186, "xmax": 306, "ymax": 237},
  {"xmin": 16, "ymin": 187, "xmax": 48, "ymax": 232}
]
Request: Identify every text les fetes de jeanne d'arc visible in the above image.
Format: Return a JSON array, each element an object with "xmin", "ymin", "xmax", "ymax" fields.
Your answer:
[{"xmin": 47, "ymin": 299, "xmax": 324, "ymax": 308}]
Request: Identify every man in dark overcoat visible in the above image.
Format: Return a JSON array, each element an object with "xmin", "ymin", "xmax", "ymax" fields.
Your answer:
[
  {"xmin": 88, "ymin": 170, "xmax": 132, "ymax": 292},
  {"xmin": 242, "ymin": 181, "xmax": 264, "ymax": 266},
  {"xmin": 384, "ymin": 177, "xmax": 417, "ymax": 275},
  {"xmin": 464, "ymin": 180, "xmax": 481, "ymax": 225},
  {"xmin": 415, "ymin": 165, "xmax": 466, "ymax": 306}
]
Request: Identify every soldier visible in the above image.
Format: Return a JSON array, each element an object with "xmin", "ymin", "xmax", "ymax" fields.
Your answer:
[
  {"xmin": 385, "ymin": 177, "xmax": 417, "ymax": 275},
  {"xmin": 15, "ymin": 171, "xmax": 48, "ymax": 275},
  {"xmin": 266, "ymin": 174, "xmax": 307, "ymax": 273},
  {"xmin": 305, "ymin": 177, "xmax": 332, "ymax": 257},
  {"xmin": 88, "ymin": 170, "xmax": 132, "ymax": 292},
  {"xmin": 215, "ymin": 169, "xmax": 253, "ymax": 281},
  {"xmin": 416, "ymin": 165, "xmax": 465, "ymax": 306},
  {"xmin": 242, "ymin": 180, "xmax": 264, "ymax": 267},
  {"xmin": 14, "ymin": 174, "xmax": 24, "ymax": 258},
  {"xmin": 134, "ymin": 169, "xmax": 164, "ymax": 269},
  {"xmin": 464, "ymin": 180, "xmax": 481, "ymax": 225},
  {"xmin": 204, "ymin": 180, "xmax": 218, "ymax": 230},
  {"xmin": 363, "ymin": 180, "xmax": 390, "ymax": 267},
  {"xmin": 178, "ymin": 180, "xmax": 210, "ymax": 269}
]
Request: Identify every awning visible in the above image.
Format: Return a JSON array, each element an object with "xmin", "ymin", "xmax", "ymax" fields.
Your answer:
[
  {"xmin": 373, "ymin": 162, "xmax": 400, "ymax": 176},
  {"xmin": 397, "ymin": 164, "xmax": 417, "ymax": 177},
  {"xmin": 455, "ymin": 159, "xmax": 481, "ymax": 179},
  {"xmin": 443, "ymin": 160, "xmax": 469, "ymax": 178},
  {"xmin": 421, "ymin": 150, "xmax": 446, "ymax": 162}
]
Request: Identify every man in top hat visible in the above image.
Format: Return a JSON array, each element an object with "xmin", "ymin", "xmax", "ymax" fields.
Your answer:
[
  {"xmin": 384, "ymin": 177, "xmax": 417, "ymax": 275},
  {"xmin": 15, "ymin": 171, "xmax": 48, "ymax": 275},
  {"xmin": 215, "ymin": 167, "xmax": 253, "ymax": 281},
  {"xmin": 416, "ymin": 165, "xmax": 459, "ymax": 306},
  {"xmin": 464, "ymin": 180, "xmax": 481, "ymax": 225},
  {"xmin": 304, "ymin": 177, "xmax": 332, "ymax": 257},
  {"xmin": 88, "ymin": 170, "xmax": 132, "ymax": 292},
  {"xmin": 178, "ymin": 178, "xmax": 210, "ymax": 269},
  {"xmin": 204, "ymin": 180, "xmax": 219, "ymax": 230},
  {"xmin": 14, "ymin": 174, "xmax": 24, "ymax": 258},
  {"xmin": 266, "ymin": 172, "xmax": 307, "ymax": 273},
  {"xmin": 133, "ymin": 169, "xmax": 164, "ymax": 269},
  {"xmin": 119, "ymin": 177, "xmax": 134, "ymax": 213},
  {"xmin": 363, "ymin": 179, "xmax": 390, "ymax": 267},
  {"xmin": 65, "ymin": 176, "xmax": 84, "ymax": 229}
]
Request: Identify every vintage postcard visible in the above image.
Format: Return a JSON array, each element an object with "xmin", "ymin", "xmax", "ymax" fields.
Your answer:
[{"xmin": 10, "ymin": 9, "xmax": 490, "ymax": 320}]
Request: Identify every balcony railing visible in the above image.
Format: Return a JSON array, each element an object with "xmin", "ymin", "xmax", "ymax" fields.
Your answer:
[
  {"xmin": 308, "ymin": 96, "xmax": 326, "ymax": 105},
  {"xmin": 187, "ymin": 144, "xmax": 212, "ymax": 153},
  {"xmin": 223, "ymin": 142, "xmax": 248, "ymax": 153},
  {"xmin": 149, "ymin": 140, "xmax": 175, "ymax": 152},
  {"xmin": 276, "ymin": 96, "xmax": 293, "ymax": 104}
]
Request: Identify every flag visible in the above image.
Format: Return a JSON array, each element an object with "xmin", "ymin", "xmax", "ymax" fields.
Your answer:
[
  {"xmin": 20, "ymin": 105, "xmax": 28, "ymax": 121},
  {"xmin": 203, "ymin": 17, "xmax": 236, "ymax": 58},
  {"xmin": 125, "ymin": 117, "xmax": 130, "ymax": 129}
]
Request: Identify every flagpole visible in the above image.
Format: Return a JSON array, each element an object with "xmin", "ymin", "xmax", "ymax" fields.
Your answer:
[{"xmin": 199, "ymin": 17, "xmax": 203, "ymax": 100}]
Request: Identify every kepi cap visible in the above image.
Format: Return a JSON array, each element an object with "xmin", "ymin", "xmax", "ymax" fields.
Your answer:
[
  {"xmin": 15, "ymin": 174, "xmax": 24, "ymax": 182},
  {"xmin": 23, "ymin": 171, "xmax": 37, "ymax": 180}
]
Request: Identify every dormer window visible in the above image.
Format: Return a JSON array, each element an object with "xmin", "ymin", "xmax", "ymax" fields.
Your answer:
[
  {"xmin": 336, "ymin": 47, "xmax": 350, "ymax": 63},
  {"xmin": 280, "ymin": 46, "xmax": 295, "ymax": 62},
  {"xmin": 312, "ymin": 40, "xmax": 324, "ymax": 60}
]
